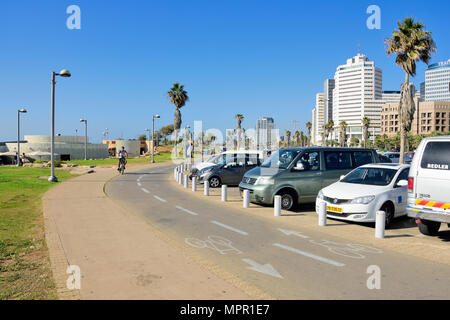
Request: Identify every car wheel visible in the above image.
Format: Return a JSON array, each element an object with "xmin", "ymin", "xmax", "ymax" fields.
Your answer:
[
  {"xmin": 278, "ymin": 190, "xmax": 297, "ymax": 211},
  {"xmin": 418, "ymin": 220, "xmax": 441, "ymax": 236},
  {"xmin": 380, "ymin": 203, "xmax": 394, "ymax": 227},
  {"xmin": 209, "ymin": 176, "xmax": 221, "ymax": 188}
]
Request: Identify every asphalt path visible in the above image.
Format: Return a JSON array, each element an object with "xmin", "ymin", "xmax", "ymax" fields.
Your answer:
[{"xmin": 105, "ymin": 164, "xmax": 450, "ymax": 299}]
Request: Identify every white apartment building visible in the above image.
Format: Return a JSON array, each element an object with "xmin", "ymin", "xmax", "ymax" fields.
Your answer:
[
  {"xmin": 314, "ymin": 93, "xmax": 325, "ymax": 145},
  {"xmin": 311, "ymin": 108, "xmax": 316, "ymax": 145},
  {"xmin": 332, "ymin": 53, "xmax": 382, "ymax": 142},
  {"xmin": 425, "ymin": 59, "xmax": 450, "ymax": 101},
  {"xmin": 256, "ymin": 117, "xmax": 275, "ymax": 150},
  {"xmin": 382, "ymin": 91, "xmax": 401, "ymax": 104}
]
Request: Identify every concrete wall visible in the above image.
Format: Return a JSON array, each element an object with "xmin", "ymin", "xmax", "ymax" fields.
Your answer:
[{"xmin": 115, "ymin": 140, "xmax": 140, "ymax": 157}]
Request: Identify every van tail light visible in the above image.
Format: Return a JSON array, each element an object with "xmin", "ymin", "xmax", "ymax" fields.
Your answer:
[{"xmin": 408, "ymin": 177, "xmax": 414, "ymax": 191}]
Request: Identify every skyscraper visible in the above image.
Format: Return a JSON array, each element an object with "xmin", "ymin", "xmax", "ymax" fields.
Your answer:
[
  {"xmin": 425, "ymin": 59, "xmax": 450, "ymax": 101},
  {"xmin": 256, "ymin": 117, "xmax": 275, "ymax": 150},
  {"xmin": 324, "ymin": 79, "xmax": 335, "ymax": 123},
  {"xmin": 314, "ymin": 93, "xmax": 325, "ymax": 144},
  {"xmin": 332, "ymin": 53, "xmax": 383, "ymax": 141}
]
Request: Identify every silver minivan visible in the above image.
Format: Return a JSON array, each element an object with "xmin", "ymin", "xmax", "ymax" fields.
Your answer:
[{"xmin": 407, "ymin": 136, "xmax": 450, "ymax": 236}]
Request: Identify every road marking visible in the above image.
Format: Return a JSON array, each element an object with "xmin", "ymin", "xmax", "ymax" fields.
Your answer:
[
  {"xmin": 242, "ymin": 258, "xmax": 283, "ymax": 279},
  {"xmin": 210, "ymin": 221, "xmax": 248, "ymax": 236},
  {"xmin": 141, "ymin": 188, "xmax": 150, "ymax": 194},
  {"xmin": 153, "ymin": 195, "xmax": 167, "ymax": 203},
  {"xmin": 175, "ymin": 205, "xmax": 199, "ymax": 216},
  {"xmin": 137, "ymin": 182, "xmax": 142, "ymax": 187},
  {"xmin": 273, "ymin": 243, "xmax": 345, "ymax": 267},
  {"xmin": 278, "ymin": 228, "xmax": 310, "ymax": 238}
]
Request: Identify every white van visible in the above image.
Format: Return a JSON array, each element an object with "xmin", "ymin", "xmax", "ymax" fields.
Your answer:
[{"xmin": 407, "ymin": 136, "xmax": 450, "ymax": 236}]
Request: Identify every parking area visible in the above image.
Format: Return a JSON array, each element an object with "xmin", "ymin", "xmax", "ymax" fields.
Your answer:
[{"xmin": 173, "ymin": 171, "xmax": 450, "ymax": 267}]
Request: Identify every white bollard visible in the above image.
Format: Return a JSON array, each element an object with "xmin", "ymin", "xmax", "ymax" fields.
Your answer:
[
  {"xmin": 184, "ymin": 175, "xmax": 189, "ymax": 188},
  {"xmin": 178, "ymin": 172, "xmax": 183, "ymax": 185},
  {"xmin": 221, "ymin": 185, "xmax": 228, "ymax": 202},
  {"xmin": 204, "ymin": 180, "xmax": 209, "ymax": 196},
  {"xmin": 174, "ymin": 168, "xmax": 177, "ymax": 179},
  {"xmin": 318, "ymin": 201, "xmax": 327, "ymax": 226},
  {"xmin": 192, "ymin": 177, "xmax": 197, "ymax": 192},
  {"xmin": 243, "ymin": 190, "xmax": 250, "ymax": 208},
  {"xmin": 274, "ymin": 195, "xmax": 281, "ymax": 217},
  {"xmin": 375, "ymin": 210, "xmax": 386, "ymax": 239}
]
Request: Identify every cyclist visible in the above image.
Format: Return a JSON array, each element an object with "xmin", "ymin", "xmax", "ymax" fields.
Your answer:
[{"xmin": 117, "ymin": 146, "xmax": 128, "ymax": 171}]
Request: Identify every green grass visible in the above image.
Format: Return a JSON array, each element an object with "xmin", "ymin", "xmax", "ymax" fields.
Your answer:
[
  {"xmin": 0, "ymin": 167, "xmax": 75, "ymax": 300},
  {"xmin": 63, "ymin": 152, "xmax": 172, "ymax": 166}
]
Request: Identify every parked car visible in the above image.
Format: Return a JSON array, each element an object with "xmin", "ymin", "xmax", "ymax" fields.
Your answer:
[
  {"xmin": 407, "ymin": 136, "xmax": 450, "ymax": 236},
  {"xmin": 239, "ymin": 147, "xmax": 380, "ymax": 210},
  {"xmin": 316, "ymin": 164, "xmax": 410, "ymax": 226},
  {"xmin": 198, "ymin": 151, "xmax": 263, "ymax": 187},
  {"xmin": 378, "ymin": 154, "xmax": 393, "ymax": 163}
]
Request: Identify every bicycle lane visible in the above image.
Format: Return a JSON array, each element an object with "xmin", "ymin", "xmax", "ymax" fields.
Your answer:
[{"xmin": 105, "ymin": 165, "xmax": 450, "ymax": 299}]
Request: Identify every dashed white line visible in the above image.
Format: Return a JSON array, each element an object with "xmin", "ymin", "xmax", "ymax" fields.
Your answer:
[
  {"xmin": 137, "ymin": 182, "xmax": 142, "ymax": 187},
  {"xmin": 210, "ymin": 220, "xmax": 248, "ymax": 236},
  {"xmin": 273, "ymin": 243, "xmax": 345, "ymax": 267},
  {"xmin": 175, "ymin": 205, "xmax": 199, "ymax": 216},
  {"xmin": 153, "ymin": 195, "xmax": 167, "ymax": 203},
  {"xmin": 141, "ymin": 188, "xmax": 150, "ymax": 194}
]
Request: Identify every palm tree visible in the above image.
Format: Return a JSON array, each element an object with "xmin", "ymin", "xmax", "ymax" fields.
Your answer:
[
  {"xmin": 294, "ymin": 130, "xmax": 300, "ymax": 146},
  {"xmin": 362, "ymin": 117, "xmax": 371, "ymax": 147},
  {"xmin": 300, "ymin": 131, "xmax": 306, "ymax": 147},
  {"xmin": 386, "ymin": 17, "xmax": 436, "ymax": 163},
  {"xmin": 325, "ymin": 120, "xmax": 334, "ymax": 146},
  {"xmin": 339, "ymin": 121, "xmax": 348, "ymax": 147},
  {"xmin": 285, "ymin": 130, "xmax": 291, "ymax": 147},
  {"xmin": 235, "ymin": 114, "xmax": 244, "ymax": 129},
  {"xmin": 167, "ymin": 83, "xmax": 189, "ymax": 157},
  {"xmin": 306, "ymin": 122, "xmax": 312, "ymax": 146}
]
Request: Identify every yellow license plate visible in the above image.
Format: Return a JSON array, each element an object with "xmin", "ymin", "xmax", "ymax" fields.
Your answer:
[{"xmin": 327, "ymin": 206, "xmax": 342, "ymax": 213}]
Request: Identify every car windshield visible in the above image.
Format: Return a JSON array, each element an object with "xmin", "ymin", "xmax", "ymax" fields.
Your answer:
[
  {"xmin": 260, "ymin": 149, "xmax": 300, "ymax": 169},
  {"xmin": 342, "ymin": 167, "xmax": 398, "ymax": 186},
  {"xmin": 206, "ymin": 155, "xmax": 224, "ymax": 164}
]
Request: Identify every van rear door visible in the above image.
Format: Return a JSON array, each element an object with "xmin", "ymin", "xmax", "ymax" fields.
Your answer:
[{"xmin": 415, "ymin": 141, "xmax": 450, "ymax": 203}]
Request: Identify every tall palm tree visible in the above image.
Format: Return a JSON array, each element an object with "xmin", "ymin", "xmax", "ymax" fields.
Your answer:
[
  {"xmin": 325, "ymin": 120, "xmax": 334, "ymax": 146},
  {"xmin": 235, "ymin": 114, "xmax": 244, "ymax": 149},
  {"xmin": 167, "ymin": 83, "xmax": 189, "ymax": 157},
  {"xmin": 386, "ymin": 17, "xmax": 436, "ymax": 163},
  {"xmin": 300, "ymin": 131, "xmax": 306, "ymax": 147},
  {"xmin": 339, "ymin": 121, "xmax": 348, "ymax": 147},
  {"xmin": 285, "ymin": 130, "xmax": 291, "ymax": 147},
  {"xmin": 362, "ymin": 117, "xmax": 371, "ymax": 147},
  {"xmin": 294, "ymin": 130, "xmax": 300, "ymax": 146},
  {"xmin": 306, "ymin": 122, "xmax": 312, "ymax": 146},
  {"xmin": 235, "ymin": 114, "xmax": 244, "ymax": 129}
]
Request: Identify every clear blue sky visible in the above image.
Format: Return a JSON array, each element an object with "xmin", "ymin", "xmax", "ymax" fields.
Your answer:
[{"xmin": 1, "ymin": 0, "xmax": 449, "ymax": 142}]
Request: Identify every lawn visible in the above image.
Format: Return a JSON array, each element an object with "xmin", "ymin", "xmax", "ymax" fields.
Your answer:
[
  {"xmin": 0, "ymin": 167, "xmax": 75, "ymax": 300},
  {"xmin": 64, "ymin": 151, "xmax": 173, "ymax": 166}
]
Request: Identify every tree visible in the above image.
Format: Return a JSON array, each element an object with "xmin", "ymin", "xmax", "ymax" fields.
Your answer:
[
  {"xmin": 235, "ymin": 114, "xmax": 244, "ymax": 129},
  {"xmin": 362, "ymin": 117, "xmax": 370, "ymax": 147},
  {"xmin": 285, "ymin": 130, "xmax": 291, "ymax": 147},
  {"xmin": 300, "ymin": 131, "xmax": 306, "ymax": 147},
  {"xmin": 235, "ymin": 114, "xmax": 244, "ymax": 149},
  {"xmin": 325, "ymin": 120, "xmax": 334, "ymax": 146},
  {"xmin": 386, "ymin": 17, "xmax": 436, "ymax": 163},
  {"xmin": 138, "ymin": 134, "xmax": 147, "ymax": 141},
  {"xmin": 350, "ymin": 137, "xmax": 360, "ymax": 147},
  {"xmin": 339, "ymin": 121, "xmax": 348, "ymax": 147},
  {"xmin": 294, "ymin": 130, "xmax": 300, "ymax": 146},
  {"xmin": 167, "ymin": 83, "xmax": 189, "ymax": 156},
  {"xmin": 306, "ymin": 122, "xmax": 312, "ymax": 146}
]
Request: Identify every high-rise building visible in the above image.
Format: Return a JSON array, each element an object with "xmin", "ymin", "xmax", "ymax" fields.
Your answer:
[
  {"xmin": 382, "ymin": 91, "xmax": 401, "ymax": 104},
  {"xmin": 425, "ymin": 59, "xmax": 450, "ymax": 101},
  {"xmin": 420, "ymin": 82, "xmax": 426, "ymax": 101},
  {"xmin": 332, "ymin": 53, "xmax": 383, "ymax": 141},
  {"xmin": 314, "ymin": 93, "xmax": 325, "ymax": 144},
  {"xmin": 324, "ymin": 79, "xmax": 335, "ymax": 123},
  {"xmin": 255, "ymin": 117, "xmax": 275, "ymax": 150},
  {"xmin": 311, "ymin": 108, "xmax": 317, "ymax": 145}
]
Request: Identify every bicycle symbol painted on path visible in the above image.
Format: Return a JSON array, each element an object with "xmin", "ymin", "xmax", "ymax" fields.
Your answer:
[
  {"xmin": 309, "ymin": 240, "xmax": 383, "ymax": 259},
  {"xmin": 185, "ymin": 236, "xmax": 242, "ymax": 255}
]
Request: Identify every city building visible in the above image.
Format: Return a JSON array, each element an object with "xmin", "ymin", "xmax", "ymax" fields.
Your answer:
[
  {"xmin": 382, "ymin": 91, "xmax": 401, "ymax": 104},
  {"xmin": 311, "ymin": 108, "xmax": 317, "ymax": 145},
  {"xmin": 103, "ymin": 139, "xmax": 154, "ymax": 156},
  {"xmin": 324, "ymin": 79, "xmax": 335, "ymax": 123},
  {"xmin": 332, "ymin": 53, "xmax": 383, "ymax": 142},
  {"xmin": 425, "ymin": 59, "xmax": 450, "ymax": 101},
  {"xmin": 380, "ymin": 100, "xmax": 450, "ymax": 136},
  {"xmin": 314, "ymin": 93, "xmax": 325, "ymax": 145},
  {"xmin": 255, "ymin": 117, "xmax": 275, "ymax": 150},
  {"xmin": 1, "ymin": 135, "xmax": 108, "ymax": 161},
  {"xmin": 420, "ymin": 82, "xmax": 426, "ymax": 101}
]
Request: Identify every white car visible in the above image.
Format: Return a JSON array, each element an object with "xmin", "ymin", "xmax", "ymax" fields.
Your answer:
[{"xmin": 316, "ymin": 163, "xmax": 410, "ymax": 226}]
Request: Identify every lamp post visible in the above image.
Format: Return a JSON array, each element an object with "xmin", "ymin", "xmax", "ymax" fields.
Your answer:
[
  {"xmin": 49, "ymin": 69, "xmax": 71, "ymax": 182},
  {"xmin": 152, "ymin": 114, "xmax": 160, "ymax": 163},
  {"xmin": 17, "ymin": 108, "xmax": 27, "ymax": 166},
  {"xmin": 80, "ymin": 119, "xmax": 88, "ymax": 160}
]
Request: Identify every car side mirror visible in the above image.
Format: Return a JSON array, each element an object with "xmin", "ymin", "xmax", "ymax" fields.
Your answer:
[
  {"xmin": 396, "ymin": 180, "xmax": 408, "ymax": 188},
  {"xmin": 293, "ymin": 162, "xmax": 304, "ymax": 171}
]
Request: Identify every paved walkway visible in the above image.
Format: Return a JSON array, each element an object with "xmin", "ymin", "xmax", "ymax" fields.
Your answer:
[{"xmin": 43, "ymin": 164, "xmax": 250, "ymax": 300}]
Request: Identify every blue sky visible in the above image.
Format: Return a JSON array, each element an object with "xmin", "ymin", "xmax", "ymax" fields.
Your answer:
[{"xmin": 1, "ymin": 0, "xmax": 449, "ymax": 142}]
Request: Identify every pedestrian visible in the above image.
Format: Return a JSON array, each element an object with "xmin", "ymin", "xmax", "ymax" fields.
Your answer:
[{"xmin": 20, "ymin": 153, "xmax": 26, "ymax": 166}]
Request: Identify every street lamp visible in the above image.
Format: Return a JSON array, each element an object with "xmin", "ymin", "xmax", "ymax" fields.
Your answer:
[
  {"xmin": 80, "ymin": 119, "xmax": 88, "ymax": 160},
  {"xmin": 152, "ymin": 114, "xmax": 160, "ymax": 163},
  {"xmin": 17, "ymin": 108, "xmax": 27, "ymax": 166},
  {"xmin": 49, "ymin": 69, "xmax": 71, "ymax": 182}
]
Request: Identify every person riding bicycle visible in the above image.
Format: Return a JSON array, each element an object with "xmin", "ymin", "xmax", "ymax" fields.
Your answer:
[{"xmin": 117, "ymin": 146, "xmax": 128, "ymax": 171}]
